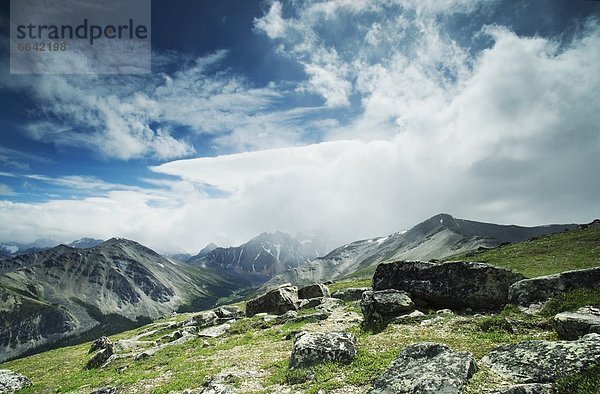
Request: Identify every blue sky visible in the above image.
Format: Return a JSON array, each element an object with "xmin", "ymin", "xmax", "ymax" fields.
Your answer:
[{"xmin": 0, "ymin": 0, "xmax": 599, "ymax": 253}]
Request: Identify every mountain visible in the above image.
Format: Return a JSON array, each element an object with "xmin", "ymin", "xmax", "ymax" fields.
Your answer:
[
  {"xmin": 261, "ymin": 214, "xmax": 576, "ymax": 290},
  {"xmin": 67, "ymin": 237, "xmax": 104, "ymax": 249},
  {"xmin": 0, "ymin": 238, "xmax": 251, "ymax": 362},
  {"xmin": 0, "ymin": 239, "xmax": 59, "ymax": 257},
  {"xmin": 187, "ymin": 232, "xmax": 330, "ymax": 283},
  {"xmin": 196, "ymin": 242, "xmax": 218, "ymax": 258}
]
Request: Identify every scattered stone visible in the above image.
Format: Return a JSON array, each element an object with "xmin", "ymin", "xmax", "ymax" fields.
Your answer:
[
  {"xmin": 91, "ymin": 387, "xmax": 117, "ymax": 394},
  {"xmin": 300, "ymin": 297, "xmax": 324, "ymax": 309},
  {"xmin": 114, "ymin": 338, "xmax": 157, "ymax": 352},
  {"xmin": 201, "ymin": 381, "xmax": 234, "ymax": 394},
  {"xmin": 392, "ymin": 310, "xmax": 426, "ymax": 323},
  {"xmin": 198, "ymin": 323, "xmax": 231, "ymax": 338},
  {"xmin": 85, "ymin": 344, "xmax": 114, "ymax": 369},
  {"xmin": 188, "ymin": 310, "xmax": 219, "ymax": 328},
  {"xmin": 370, "ymin": 342, "xmax": 477, "ymax": 393},
  {"xmin": 246, "ymin": 285, "xmax": 299, "ymax": 317},
  {"xmin": 361, "ymin": 289, "xmax": 415, "ymax": 324},
  {"xmin": 214, "ymin": 305, "xmax": 244, "ymax": 320},
  {"xmin": 289, "ymin": 331, "xmax": 357, "ymax": 369},
  {"xmin": 315, "ymin": 297, "xmax": 343, "ymax": 313},
  {"xmin": 553, "ymin": 306, "xmax": 600, "ymax": 340},
  {"xmin": 508, "ymin": 267, "xmax": 600, "ymax": 306},
  {"xmin": 89, "ymin": 336, "xmax": 112, "ymax": 353},
  {"xmin": 492, "ymin": 383, "xmax": 555, "ymax": 394},
  {"xmin": 481, "ymin": 333, "xmax": 600, "ymax": 383},
  {"xmin": 0, "ymin": 369, "xmax": 32, "ymax": 393},
  {"xmin": 436, "ymin": 309, "xmax": 453, "ymax": 315},
  {"xmin": 298, "ymin": 284, "xmax": 330, "ymax": 299},
  {"xmin": 420, "ymin": 316, "xmax": 445, "ymax": 326},
  {"xmin": 374, "ymin": 260, "xmax": 525, "ymax": 311},
  {"xmin": 331, "ymin": 287, "xmax": 371, "ymax": 302},
  {"xmin": 275, "ymin": 310, "xmax": 299, "ymax": 324}
]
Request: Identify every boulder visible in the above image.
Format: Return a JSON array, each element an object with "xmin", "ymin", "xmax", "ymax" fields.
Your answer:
[
  {"xmin": 299, "ymin": 297, "xmax": 324, "ymax": 309},
  {"xmin": 370, "ymin": 342, "xmax": 477, "ymax": 393},
  {"xmin": 373, "ymin": 260, "xmax": 525, "ymax": 310},
  {"xmin": 289, "ymin": 331, "xmax": 357, "ymax": 369},
  {"xmin": 315, "ymin": 297, "xmax": 343, "ymax": 313},
  {"xmin": 188, "ymin": 310, "xmax": 219, "ymax": 328},
  {"xmin": 246, "ymin": 285, "xmax": 299, "ymax": 317},
  {"xmin": 89, "ymin": 336, "xmax": 112, "ymax": 353},
  {"xmin": 0, "ymin": 370, "xmax": 32, "ymax": 393},
  {"xmin": 85, "ymin": 344, "xmax": 114, "ymax": 369},
  {"xmin": 481, "ymin": 333, "xmax": 600, "ymax": 383},
  {"xmin": 509, "ymin": 267, "xmax": 600, "ymax": 306},
  {"xmin": 214, "ymin": 305, "xmax": 244, "ymax": 320},
  {"xmin": 361, "ymin": 289, "xmax": 415, "ymax": 324},
  {"xmin": 553, "ymin": 306, "xmax": 600, "ymax": 340},
  {"xmin": 332, "ymin": 287, "xmax": 371, "ymax": 301},
  {"xmin": 492, "ymin": 383, "xmax": 555, "ymax": 394},
  {"xmin": 91, "ymin": 387, "xmax": 117, "ymax": 394},
  {"xmin": 298, "ymin": 283, "xmax": 330, "ymax": 299},
  {"xmin": 198, "ymin": 323, "xmax": 231, "ymax": 338}
]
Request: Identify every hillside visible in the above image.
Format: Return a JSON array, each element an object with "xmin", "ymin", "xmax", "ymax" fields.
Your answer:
[
  {"xmin": 262, "ymin": 214, "xmax": 575, "ymax": 290},
  {"xmin": 1, "ymin": 221, "xmax": 598, "ymax": 393},
  {"xmin": 0, "ymin": 238, "xmax": 251, "ymax": 363},
  {"xmin": 450, "ymin": 219, "xmax": 600, "ymax": 277}
]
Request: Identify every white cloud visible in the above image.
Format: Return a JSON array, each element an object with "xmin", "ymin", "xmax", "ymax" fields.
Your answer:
[{"xmin": 0, "ymin": 184, "xmax": 14, "ymax": 196}]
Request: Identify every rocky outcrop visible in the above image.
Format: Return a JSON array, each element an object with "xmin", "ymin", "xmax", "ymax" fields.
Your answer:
[
  {"xmin": 187, "ymin": 310, "xmax": 219, "ymax": 328},
  {"xmin": 214, "ymin": 305, "xmax": 244, "ymax": 320},
  {"xmin": 508, "ymin": 267, "xmax": 600, "ymax": 306},
  {"xmin": 370, "ymin": 342, "xmax": 477, "ymax": 393},
  {"xmin": 373, "ymin": 260, "xmax": 525, "ymax": 310},
  {"xmin": 85, "ymin": 344, "xmax": 114, "ymax": 369},
  {"xmin": 89, "ymin": 336, "xmax": 112, "ymax": 353},
  {"xmin": 481, "ymin": 333, "xmax": 600, "ymax": 383},
  {"xmin": 331, "ymin": 287, "xmax": 370, "ymax": 301},
  {"xmin": 553, "ymin": 306, "xmax": 600, "ymax": 340},
  {"xmin": 361, "ymin": 289, "xmax": 415, "ymax": 324},
  {"xmin": 298, "ymin": 283, "xmax": 330, "ymax": 299},
  {"xmin": 0, "ymin": 369, "xmax": 32, "ymax": 393},
  {"xmin": 289, "ymin": 331, "xmax": 357, "ymax": 369},
  {"xmin": 246, "ymin": 285, "xmax": 299, "ymax": 317}
]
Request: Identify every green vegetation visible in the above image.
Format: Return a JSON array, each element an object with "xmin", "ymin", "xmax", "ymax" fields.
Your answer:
[
  {"xmin": 327, "ymin": 278, "xmax": 372, "ymax": 293},
  {"xmin": 451, "ymin": 222, "xmax": 600, "ymax": 277},
  {"xmin": 555, "ymin": 363, "xmax": 600, "ymax": 394},
  {"xmin": 540, "ymin": 288, "xmax": 600, "ymax": 317}
]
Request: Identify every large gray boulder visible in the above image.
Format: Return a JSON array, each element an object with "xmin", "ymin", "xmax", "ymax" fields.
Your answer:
[
  {"xmin": 246, "ymin": 285, "xmax": 299, "ymax": 317},
  {"xmin": 84, "ymin": 344, "xmax": 114, "ymax": 369},
  {"xmin": 298, "ymin": 283, "xmax": 330, "ymax": 299},
  {"xmin": 553, "ymin": 306, "xmax": 600, "ymax": 340},
  {"xmin": 361, "ymin": 289, "xmax": 415, "ymax": 324},
  {"xmin": 481, "ymin": 333, "xmax": 600, "ymax": 383},
  {"xmin": 373, "ymin": 260, "xmax": 525, "ymax": 310},
  {"xmin": 0, "ymin": 370, "xmax": 32, "ymax": 393},
  {"xmin": 188, "ymin": 310, "xmax": 219, "ymax": 328},
  {"xmin": 89, "ymin": 336, "xmax": 112, "ymax": 353},
  {"xmin": 370, "ymin": 342, "xmax": 477, "ymax": 393},
  {"xmin": 289, "ymin": 331, "xmax": 357, "ymax": 369},
  {"xmin": 331, "ymin": 287, "xmax": 371, "ymax": 301},
  {"xmin": 508, "ymin": 267, "xmax": 600, "ymax": 306}
]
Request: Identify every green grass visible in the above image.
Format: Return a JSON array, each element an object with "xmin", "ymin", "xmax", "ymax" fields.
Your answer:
[
  {"xmin": 327, "ymin": 278, "xmax": 372, "ymax": 293},
  {"xmin": 555, "ymin": 363, "xmax": 600, "ymax": 394},
  {"xmin": 451, "ymin": 222, "xmax": 600, "ymax": 277},
  {"xmin": 540, "ymin": 288, "xmax": 600, "ymax": 317}
]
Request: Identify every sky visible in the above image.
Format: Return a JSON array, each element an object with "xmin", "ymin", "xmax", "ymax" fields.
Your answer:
[{"xmin": 0, "ymin": 0, "xmax": 599, "ymax": 253}]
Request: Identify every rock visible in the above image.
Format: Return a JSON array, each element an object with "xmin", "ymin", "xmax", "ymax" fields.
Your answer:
[
  {"xmin": 361, "ymin": 289, "xmax": 415, "ymax": 324},
  {"xmin": 492, "ymin": 383, "xmax": 555, "ymax": 394},
  {"xmin": 553, "ymin": 306, "xmax": 600, "ymax": 340},
  {"xmin": 289, "ymin": 331, "xmax": 357, "ymax": 369},
  {"xmin": 198, "ymin": 323, "xmax": 231, "ymax": 338},
  {"xmin": 275, "ymin": 310, "xmax": 299, "ymax": 324},
  {"xmin": 0, "ymin": 369, "xmax": 32, "ymax": 393},
  {"xmin": 85, "ymin": 344, "xmax": 114, "ymax": 369},
  {"xmin": 392, "ymin": 310, "xmax": 426, "ymax": 323},
  {"xmin": 436, "ymin": 309, "xmax": 453, "ymax": 315},
  {"xmin": 481, "ymin": 333, "xmax": 600, "ymax": 383},
  {"xmin": 419, "ymin": 316, "xmax": 445, "ymax": 326},
  {"xmin": 373, "ymin": 260, "xmax": 525, "ymax": 310},
  {"xmin": 202, "ymin": 381, "xmax": 234, "ymax": 394},
  {"xmin": 300, "ymin": 297, "xmax": 324, "ymax": 309},
  {"xmin": 370, "ymin": 342, "xmax": 477, "ymax": 393},
  {"xmin": 91, "ymin": 387, "xmax": 117, "ymax": 394},
  {"xmin": 188, "ymin": 310, "xmax": 219, "ymax": 328},
  {"xmin": 331, "ymin": 287, "xmax": 371, "ymax": 302},
  {"xmin": 508, "ymin": 267, "xmax": 600, "ymax": 306},
  {"xmin": 315, "ymin": 297, "xmax": 344, "ymax": 313},
  {"xmin": 214, "ymin": 305, "xmax": 244, "ymax": 320},
  {"xmin": 298, "ymin": 284, "xmax": 330, "ymax": 299},
  {"xmin": 89, "ymin": 336, "xmax": 112, "ymax": 353},
  {"xmin": 246, "ymin": 285, "xmax": 299, "ymax": 317}
]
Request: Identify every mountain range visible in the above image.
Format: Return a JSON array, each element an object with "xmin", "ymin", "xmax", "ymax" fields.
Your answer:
[
  {"xmin": 261, "ymin": 213, "xmax": 575, "ymax": 290},
  {"xmin": 0, "ymin": 237, "xmax": 104, "ymax": 257},
  {"xmin": 0, "ymin": 213, "xmax": 577, "ymax": 362}
]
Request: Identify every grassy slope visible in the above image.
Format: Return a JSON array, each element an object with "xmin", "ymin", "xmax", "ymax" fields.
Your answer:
[
  {"xmin": 1, "ymin": 221, "xmax": 599, "ymax": 393},
  {"xmin": 450, "ymin": 221, "xmax": 600, "ymax": 277}
]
